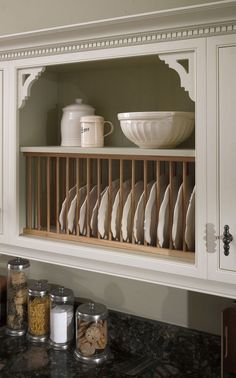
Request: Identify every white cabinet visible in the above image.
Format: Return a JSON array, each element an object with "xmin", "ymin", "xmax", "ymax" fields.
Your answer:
[
  {"xmin": 0, "ymin": 3, "xmax": 236, "ymax": 296},
  {"xmin": 207, "ymin": 35, "xmax": 236, "ymax": 285}
]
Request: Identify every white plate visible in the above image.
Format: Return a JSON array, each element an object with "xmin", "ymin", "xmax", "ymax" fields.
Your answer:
[
  {"xmin": 98, "ymin": 180, "xmax": 120, "ymax": 239},
  {"xmin": 157, "ymin": 176, "xmax": 181, "ymax": 248},
  {"xmin": 111, "ymin": 180, "xmax": 131, "ymax": 240},
  {"xmin": 59, "ymin": 185, "xmax": 77, "ymax": 231},
  {"xmin": 121, "ymin": 181, "xmax": 143, "ymax": 242},
  {"xmin": 144, "ymin": 176, "xmax": 168, "ymax": 245},
  {"xmin": 133, "ymin": 181, "xmax": 154, "ymax": 244},
  {"xmin": 185, "ymin": 186, "xmax": 195, "ymax": 251},
  {"xmin": 90, "ymin": 187, "xmax": 106, "ymax": 237},
  {"xmin": 172, "ymin": 177, "xmax": 193, "ymax": 250},
  {"xmin": 79, "ymin": 185, "xmax": 97, "ymax": 236},
  {"xmin": 67, "ymin": 185, "xmax": 87, "ymax": 233},
  {"xmin": 171, "ymin": 183, "xmax": 183, "ymax": 250}
]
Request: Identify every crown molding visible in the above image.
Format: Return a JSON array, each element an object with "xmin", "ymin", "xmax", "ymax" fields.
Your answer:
[{"xmin": 0, "ymin": 1, "xmax": 235, "ymax": 61}]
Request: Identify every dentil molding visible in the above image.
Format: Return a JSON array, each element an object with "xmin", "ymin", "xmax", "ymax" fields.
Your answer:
[{"xmin": 0, "ymin": 21, "xmax": 236, "ymax": 62}]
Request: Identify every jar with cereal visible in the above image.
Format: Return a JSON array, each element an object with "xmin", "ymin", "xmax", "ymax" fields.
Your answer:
[
  {"xmin": 6, "ymin": 257, "xmax": 30, "ymax": 336},
  {"xmin": 74, "ymin": 301, "xmax": 109, "ymax": 364},
  {"xmin": 28, "ymin": 280, "xmax": 50, "ymax": 342}
]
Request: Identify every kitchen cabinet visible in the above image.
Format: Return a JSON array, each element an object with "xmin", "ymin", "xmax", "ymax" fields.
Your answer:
[
  {"xmin": 207, "ymin": 34, "xmax": 236, "ymax": 285},
  {"xmin": 0, "ymin": 2, "xmax": 236, "ymax": 297}
]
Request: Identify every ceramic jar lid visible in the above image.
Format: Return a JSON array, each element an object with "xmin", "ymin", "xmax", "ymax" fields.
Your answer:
[{"xmin": 62, "ymin": 99, "xmax": 95, "ymax": 113}]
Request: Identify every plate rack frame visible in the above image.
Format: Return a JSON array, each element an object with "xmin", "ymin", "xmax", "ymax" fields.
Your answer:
[{"xmin": 22, "ymin": 149, "xmax": 195, "ymax": 262}]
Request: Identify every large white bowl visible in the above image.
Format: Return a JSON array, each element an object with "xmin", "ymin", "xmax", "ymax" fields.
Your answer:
[{"xmin": 117, "ymin": 112, "xmax": 195, "ymax": 148}]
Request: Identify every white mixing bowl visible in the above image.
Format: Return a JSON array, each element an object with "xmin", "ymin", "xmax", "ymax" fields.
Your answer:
[{"xmin": 117, "ymin": 111, "xmax": 195, "ymax": 148}]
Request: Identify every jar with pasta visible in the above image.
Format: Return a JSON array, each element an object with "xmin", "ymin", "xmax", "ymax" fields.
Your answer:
[
  {"xmin": 28, "ymin": 280, "xmax": 50, "ymax": 342},
  {"xmin": 6, "ymin": 257, "xmax": 30, "ymax": 336},
  {"xmin": 50, "ymin": 287, "xmax": 74, "ymax": 350},
  {"xmin": 74, "ymin": 301, "xmax": 109, "ymax": 364}
]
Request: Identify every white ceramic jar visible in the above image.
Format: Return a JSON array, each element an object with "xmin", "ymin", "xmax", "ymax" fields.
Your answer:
[{"xmin": 61, "ymin": 99, "xmax": 95, "ymax": 146}]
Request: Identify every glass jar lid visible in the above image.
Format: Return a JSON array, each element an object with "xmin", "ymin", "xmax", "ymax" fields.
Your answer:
[
  {"xmin": 8, "ymin": 257, "xmax": 30, "ymax": 270},
  {"xmin": 62, "ymin": 98, "xmax": 95, "ymax": 113},
  {"xmin": 49, "ymin": 286, "xmax": 74, "ymax": 302},
  {"xmin": 28, "ymin": 280, "xmax": 49, "ymax": 296},
  {"xmin": 76, "ymin": 301, "xmax": 108, "ymax": 322}
]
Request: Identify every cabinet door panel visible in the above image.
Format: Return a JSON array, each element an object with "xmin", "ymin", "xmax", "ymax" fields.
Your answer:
[
  {"xmin": 0, "ymin": 71, "xmax": 2, "ymax": 235},
  {"xmin": 219, "ymin": 46, "xmax": 236, "ymax": 271}
]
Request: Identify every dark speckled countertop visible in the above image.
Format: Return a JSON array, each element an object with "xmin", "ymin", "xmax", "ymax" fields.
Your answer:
[{"xmin": 0, "ymin": 310, "xmax": 223, "ymax": 377}]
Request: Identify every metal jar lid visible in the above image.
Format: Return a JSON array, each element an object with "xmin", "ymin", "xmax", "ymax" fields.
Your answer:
[
  {"xmin": 76, "ymin": 301, "xmax": 108, "ymax": 322},
  {"xmin": 49, "ymin": 286, "xmax": 74, "ymax": 302},
  {"xmin": 8, "ymin": 257, "xmax": 30, "ymax": 270},
  {"xmin": 28, "ymin": 280, "xmax": 49, "ymax": 297}
]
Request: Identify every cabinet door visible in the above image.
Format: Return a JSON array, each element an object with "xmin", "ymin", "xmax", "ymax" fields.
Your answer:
[
  {"xmin": 218, "ymin": 46, "xmax": 236, "ymax": 271},
  {"xmin": 207, "ymin": 35, "xmax": 236, "ymax": 283}
]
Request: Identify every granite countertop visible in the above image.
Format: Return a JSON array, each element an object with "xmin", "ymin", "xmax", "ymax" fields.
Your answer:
[{"xmin": 0, "ymin": 311, "xmax": 222, "ymax": 378}]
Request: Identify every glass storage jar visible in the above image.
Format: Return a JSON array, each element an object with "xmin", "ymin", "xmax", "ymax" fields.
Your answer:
[
  {"xmin": 74, "ymin": 301, "xmax": 108, "ymax": 364},
  {"xmin": 6, "ymin": 257, "xmax": 30, "ymax": 336},
  {"xmin": 50, "ymin": 286, "xmax": 74, "ymax": 349},
  {"xmin": 28, "ymin": 280, "xmax": 50, "ymax": 342},
  {"xmin": 0, "ymin": 275, "xmax": 7, "ymax": 327}
]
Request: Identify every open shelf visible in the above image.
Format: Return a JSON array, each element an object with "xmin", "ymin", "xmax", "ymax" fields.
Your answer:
[{"xmin": 20, "ymin": 146, "xmax": 195, "ymax": 158}]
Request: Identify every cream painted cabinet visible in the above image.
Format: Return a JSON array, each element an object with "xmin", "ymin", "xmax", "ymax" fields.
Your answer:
[
  {"xmin": 207, "ymin": 34, "xmax": 236, "ymax": 285},
  {"xmin": 0, "ymin": 4, "xmax": 236, "ymax": 297}
]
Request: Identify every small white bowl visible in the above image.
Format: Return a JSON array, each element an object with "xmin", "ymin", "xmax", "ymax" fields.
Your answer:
[{"xmin": 117, "ymin": 111, "xmax": 195, "ymax": 148}]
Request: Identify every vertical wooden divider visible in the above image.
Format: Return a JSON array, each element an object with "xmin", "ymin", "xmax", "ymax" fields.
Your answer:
[
  {"xmin": 143, "ymin": 160, "xmax": 148, "ymax": 245},
  {"xmin": 86, "ymin": 158, "xmax": 91, "ymax": 237},
  {"xmin": 27, "ymin": 156, "xmax": 32, "ymax": 230},
  {"xmin": 156, "ymin": 160, "xmax": 161, "ymax": 247},
  {"xmin": 76, "ymin": 158, "xmax": 80, "ymax": 237},
  {"xmin": 97, "ymin": 159, "xmax": 101, "ymax": 239},
  {"xmin": 182, "ymin": 161, "xmax": 187, "ymax": 251},
  {"xmin": 65, "ymin": 157, "xmax": 69, "ymax": 234},
  {"xmin": 119, "ymin": 159, "xmax": 123, "ymax": 242},
  {"xmin": 108, "ymin": 159, "xmax": 112, "ymax": 240},
  {"xmin": 46, "ymin": 156, "xmax": 50, "ymax": 232},
  {"xmin": 168, "ymin": 161, "xmax": 173, "ymax": 249},
  {"xmin": 56, "ymin": 157, "xmax": 59, "ymax": 234},
  {"xmin": 131, "ymin": 159, "xmax": 135, "ymax": 244},
  {"xmin": 37, "ymin": 156, "xmax": 41, "ymax": 230}
]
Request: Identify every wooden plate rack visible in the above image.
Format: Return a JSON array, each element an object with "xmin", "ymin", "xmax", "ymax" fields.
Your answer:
[{"xmin": 21, "ymin": 147, "xmax": 195, "ymax": 261}]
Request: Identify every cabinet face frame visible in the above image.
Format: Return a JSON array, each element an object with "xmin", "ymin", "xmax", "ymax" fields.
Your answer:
[
  {"xmin": 0, "ymin": 70, "xmax": 3, "ymax": 235},
  {"xmin": 2, "ymin": 37, "xmax": 208, "ymax": 287},
  {"xmin": 207, "ymin": 34, "xmax": 236, "ymax": 284}
]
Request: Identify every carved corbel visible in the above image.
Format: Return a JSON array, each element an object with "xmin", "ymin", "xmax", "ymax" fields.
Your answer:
[
  {"xmin": 159, "ymin": 52, "xmax": 195, "ymax": 101},
  {"xmin": 18, "ymin": 67, "xmax": 46, "ymax": 109}
]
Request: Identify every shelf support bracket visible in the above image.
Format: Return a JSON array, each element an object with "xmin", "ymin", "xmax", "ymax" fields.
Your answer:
[
  {"xmin": 159, "ymin": 52, "xmax": 195, "ymax": 101},
  {"xmin": 18, "ymin": 67, "xmax": 46, "ymax": 109}
]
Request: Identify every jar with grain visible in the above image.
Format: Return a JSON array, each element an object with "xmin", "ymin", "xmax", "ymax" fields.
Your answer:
[
  {"xmin": 6, "ymin": 257, "xmax": 30, "ymax": 336},
  {"xmin": 49, "ymin": 286, "xmax": 74, "ymax": 350},
  {"xmin": 28, "ymin": 280, "xmax": 50, "ymax": 342},
  {"xmin": 74, "ymin": 301, "xmax": 109, "ymax": 364}
]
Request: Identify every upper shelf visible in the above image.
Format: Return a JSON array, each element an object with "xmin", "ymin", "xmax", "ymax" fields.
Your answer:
[{"xmin": 20, "ymin": 146, "xmax": 195, "ymax": 158}]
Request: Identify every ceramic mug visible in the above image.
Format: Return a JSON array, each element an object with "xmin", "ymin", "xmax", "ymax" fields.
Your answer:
[{"xmin": 80, "ymin": 115, "xmax": 114, "ymax": 147}]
